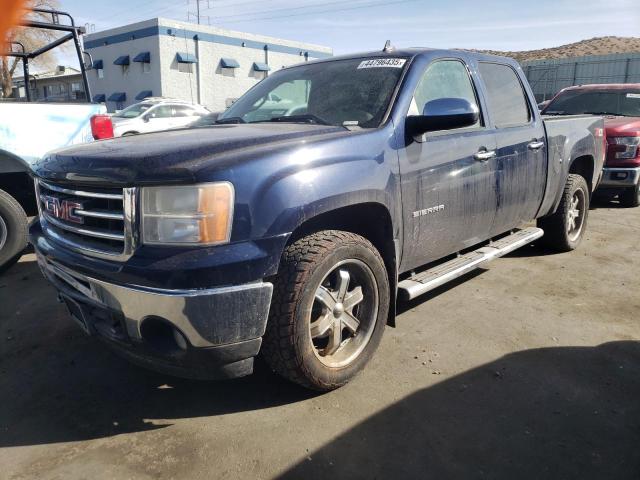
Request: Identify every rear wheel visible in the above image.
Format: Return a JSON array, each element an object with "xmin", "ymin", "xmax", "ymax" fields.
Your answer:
[
  {"xmin": 262, "ymin": 230, "xmax": 390, "ymax": 391},
  {"xmin": 0, "ymin": 189, "xmax": 28, "ymax": 273},
  {"xmin": 538, "ymin": 174, "xmax": 590, "ymax": 252},
  {"xmin": 620, "ymin": 183, "xmax": 640, "ymax": 208}
]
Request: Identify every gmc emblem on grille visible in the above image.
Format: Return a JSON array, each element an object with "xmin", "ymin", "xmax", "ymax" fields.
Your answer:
[{"xmin": 42, "ymin": 195, "xmax": 85, "ymax": 224}]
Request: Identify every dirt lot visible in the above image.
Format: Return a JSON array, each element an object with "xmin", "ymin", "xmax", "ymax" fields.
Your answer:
[{"xmin": 1, "ymin": 200, "xmax": 639, "ymax": 480}]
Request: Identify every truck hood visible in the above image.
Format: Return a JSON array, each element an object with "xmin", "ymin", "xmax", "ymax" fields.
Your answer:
[
  {"xmin": 32, "ymin": 123, "xmax": 348, "ymax": 185},
  {"xmin": 604, "ymin": 116, "xmax": 640, "ymax": 137}
]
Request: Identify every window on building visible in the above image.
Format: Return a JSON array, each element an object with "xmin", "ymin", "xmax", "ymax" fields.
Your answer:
[
  {"xmin": 478, "ymin": 62, "xmax": 531, "ymax": 128},
  {"xmin": 45, "ymin": 84, "xmax": 66, "ymax": 97},
  {"xmin": 178, "ymin": 62, "xmax": 193, "ymax": 74},
  {"xmin": 97, "ymin": 68, "xmax": 104, "ymax": 79},
  {"xmin": 71, "ymin": 82, "xmax": 81, "ymax": 92}
]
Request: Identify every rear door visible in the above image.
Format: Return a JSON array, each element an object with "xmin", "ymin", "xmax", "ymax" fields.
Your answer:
[
  {"xmin": 400, "ymin": 58, "xmax": 498, "ymax": 270},
  {"xmin": 145, "ymin": 105, "xmax": 176, "ymax": 132},
  {"xmin": 477, "ymin": 62, "xmax": 547, "ymax": 235},
  {"xmin": 172, "ymin": 105, "xmax": 203, "ymax": 128}
]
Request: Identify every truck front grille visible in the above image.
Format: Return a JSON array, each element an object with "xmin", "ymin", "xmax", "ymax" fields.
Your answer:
[{"xmin": 36, "ymin": 180, "xmax": 136, "ymax": 260}]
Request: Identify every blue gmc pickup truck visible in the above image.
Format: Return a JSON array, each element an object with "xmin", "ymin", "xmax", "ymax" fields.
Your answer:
[{"xmin": 30, "ymin": 47, "xmax": 605, "ymax": 390}]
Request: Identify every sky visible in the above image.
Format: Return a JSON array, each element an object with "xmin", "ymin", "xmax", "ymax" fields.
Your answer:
[{"xmin": 54, "ymin": 0, "xmax": 639, "ymax": 66}]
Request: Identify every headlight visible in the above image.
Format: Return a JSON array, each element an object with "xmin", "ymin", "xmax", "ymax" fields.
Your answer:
[
  {"xmin": 611, "ymin": 137, "xmax": 640, "ymax": 159},
  {"xmin": 141, "ymin": 182, "xmax": 234, "ymax": 245}
]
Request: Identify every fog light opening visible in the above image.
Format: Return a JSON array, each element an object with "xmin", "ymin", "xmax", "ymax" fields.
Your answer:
[{"xmin": 140, "ymin": 317, "xmax": 190, "ymax": 356}]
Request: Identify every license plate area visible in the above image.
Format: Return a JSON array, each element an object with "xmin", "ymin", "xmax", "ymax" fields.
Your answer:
[{"xmin": 61, "ymin": 295, "xmax": 93, "ymax": 336}]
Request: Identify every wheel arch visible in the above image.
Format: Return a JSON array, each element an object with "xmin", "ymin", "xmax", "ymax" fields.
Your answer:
[
  {"xmin": 285, "ymin": 202, "xmax": 399, "ymax": 326},
  {"xmin": 0, "ymin": 150, "xmax": 37, "ymax": 216},
  {"xmin": 568, "ymin": 154, "xmax": 596, "ymax": 193}
]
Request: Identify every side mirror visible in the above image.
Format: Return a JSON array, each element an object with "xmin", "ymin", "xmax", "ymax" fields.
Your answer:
[
  {"xmin": 406, "ymin": 98, "xmax": 479, "ymax": 136},
  {"xmin": 142, "ymin": 114, "xmax": 152, "ymax": 122}
]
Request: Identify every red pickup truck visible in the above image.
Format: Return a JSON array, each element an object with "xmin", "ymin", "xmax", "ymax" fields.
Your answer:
[{"xmin": 543, "ymin": 84, "xmax": 640, "ymax": 207}]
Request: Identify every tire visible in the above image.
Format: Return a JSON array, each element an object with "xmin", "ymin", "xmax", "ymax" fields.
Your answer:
[
  {"xmin": 262, "ymin": 230, "xmax": 390, "ymax": 391},
  {"xmin": 0, "ymin": 189, "xmax": 28, "ymax": 273},
  {"xmin": 538, "ymin": 174, "xmax": 590, "ymax": 252},
  {"xmin": 620, "ymin": 183, "xmax": 640, "ymax": 208}
]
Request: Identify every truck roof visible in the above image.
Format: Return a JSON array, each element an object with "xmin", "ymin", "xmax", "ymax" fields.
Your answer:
[
  {"xmin": 298, "ymin": 47, "xmax": 520, "ymax": 68},
  {"xmin": 560, "ymin": 83, "xmax": 640, "ymax": 92}
]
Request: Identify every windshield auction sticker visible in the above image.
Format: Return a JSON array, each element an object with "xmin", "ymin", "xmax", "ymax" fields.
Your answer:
[{"xmin": 358, "ymin": 58, "xmax": 407, "ymax": 69}]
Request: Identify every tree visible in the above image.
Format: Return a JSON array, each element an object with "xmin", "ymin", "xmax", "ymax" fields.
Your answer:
[{"xmin": 1, "ymin": 0, "xmax": 63, "ymax": 98}]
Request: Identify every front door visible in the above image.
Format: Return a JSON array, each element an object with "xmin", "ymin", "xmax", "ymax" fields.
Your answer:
[{"xmin": 399, "ymin": 58, "xmax": 498, "ymax": 271}]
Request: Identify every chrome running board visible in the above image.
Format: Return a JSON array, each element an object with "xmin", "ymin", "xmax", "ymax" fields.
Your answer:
[{"xmin": 398, "ymin": 227, "xmax": 544, "ymax": 301}]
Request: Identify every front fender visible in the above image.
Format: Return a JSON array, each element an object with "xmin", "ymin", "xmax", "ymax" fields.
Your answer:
[
  {"xmin": 0, "ymin": 149, "xmax": 30, "ymax": 174},
  {"xmin": 218, "ymin": 124, "xmax": 403, "ymax": 246}
]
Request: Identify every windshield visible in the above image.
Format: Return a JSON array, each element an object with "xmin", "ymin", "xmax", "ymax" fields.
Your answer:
[
  {"xmin": 218, "ymin": 57, "xmax": 408, "ymax": 128},
  {"xmin": 113, "ymin": 103, "xmax": 153, "ymax": 119},
  {"xmin": 544, "ymin": 90, "xmax": 640, "ymax": 117}
]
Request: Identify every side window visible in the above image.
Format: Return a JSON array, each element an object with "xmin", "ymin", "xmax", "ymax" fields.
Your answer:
[
  {"xmin": 172, "ymin": 106, "xmax": 187, "ymax": 117},
  {"xmin": 478, "ymin": 63, "xmax": 531, "ymax": 128},
  {"xmin": 173, "ymin": 105, "xmax": 199, "ymax": 117},
  {"xmin": 413, "ymin": 60, "xmax": 481, "ymax": 129},
  {"xmin": 151, "ymin": 106, "xmax": 173, "ymax": 118}
]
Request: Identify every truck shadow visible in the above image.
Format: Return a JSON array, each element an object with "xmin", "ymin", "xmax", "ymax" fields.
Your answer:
[
  {"xmin": 590, "ymin": 194, "xmax": 627, "ymax": 210},
  {"xmin": 0, "ymin": 260, "xmax": 318, "ymax": 447},
  {"xmin": 279, "ymin": 340, "xmax": 640, "ymax": 480}
]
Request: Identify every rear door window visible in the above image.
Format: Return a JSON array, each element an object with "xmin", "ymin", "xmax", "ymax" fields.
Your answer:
[
  {"xmin": 478, "ymin": 63, "xmax": 531, "ymax": 128},
  {"xmin": 151, "ymin": 105, "xmax": 174, "ymax": 118},
  {"xmin": 173, "ymin": 105, "xmax": 199, "ymax": 117}
]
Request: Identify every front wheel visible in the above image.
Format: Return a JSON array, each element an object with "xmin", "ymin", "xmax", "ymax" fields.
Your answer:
[
  {"xmin": 538, "ymin": 174, "xmax": 590, "ymax": 252},
  {"xmin": 262, "ymin": 230, "xmax": 390, "ymax": 391},
  {"xmin": 0, "ymin": 189, "xmax": 28, "ymax": 273},
  {"xmin": 620, "ymin": 183, "xmax": 640, "ymax": 208}
]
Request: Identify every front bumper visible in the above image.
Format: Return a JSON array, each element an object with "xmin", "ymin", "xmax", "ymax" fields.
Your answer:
[
  {"xmin": 598, "ymin": 167, "xmax": 640, "ymax": 188},
  {"xmin": 36, "ymin": 252, "xmax": 274, "ymax": 380}
]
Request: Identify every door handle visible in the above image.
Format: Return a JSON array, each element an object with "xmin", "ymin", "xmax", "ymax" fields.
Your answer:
[
  {"xmin": 528, "ymin": 141, "xmax": 545, "ymax": 151},
  {"xmin": 474, "ymin": 150, "xmax": 496, "ymax": 162}
]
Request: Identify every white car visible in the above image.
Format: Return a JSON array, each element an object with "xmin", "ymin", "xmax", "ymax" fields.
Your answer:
[{"xmin": 110, "ymin": 99, "xmax": 209, "ymax": 137}]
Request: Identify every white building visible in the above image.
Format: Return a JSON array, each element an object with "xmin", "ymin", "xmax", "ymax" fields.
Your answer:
[{"xmin": 84, "ymin": 18, "xmax": 333, "ymax": 112}]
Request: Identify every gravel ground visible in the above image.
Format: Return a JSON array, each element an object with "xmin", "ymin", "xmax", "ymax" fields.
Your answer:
[{"xmin": 1, "ymin": 199, "xmax": 638, "ymax": 480}]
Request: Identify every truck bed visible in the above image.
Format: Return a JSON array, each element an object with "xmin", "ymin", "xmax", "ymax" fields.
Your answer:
[{"xmin": 538, "ymin": 114, "xmax": 606, "ymax": 217}]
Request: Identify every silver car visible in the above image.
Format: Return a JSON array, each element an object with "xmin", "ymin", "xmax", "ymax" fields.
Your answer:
[{"xmin": 111, "ymin": 98, "xmax": 209, "ymax": 137}]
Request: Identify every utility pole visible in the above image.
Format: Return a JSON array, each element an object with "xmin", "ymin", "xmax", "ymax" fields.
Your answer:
[{"xmin": 187, "ymin": 0, "xmax": 211, "ymax": 25}]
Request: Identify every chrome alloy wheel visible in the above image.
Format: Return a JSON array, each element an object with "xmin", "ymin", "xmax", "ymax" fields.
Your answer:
[
  {"xmin": 0, "ymin": 214, "xmax": 7, "ymax": 251},
  {"xmin": 309, "ymin": 259, "xmax": 379, "ymax": 368},
  {"xmin": 567, "ymin": 188, "xmax": 586, "ymax": 242}
]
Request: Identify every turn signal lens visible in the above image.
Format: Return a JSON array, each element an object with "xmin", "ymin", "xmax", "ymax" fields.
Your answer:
[{"xmin": 141, "ymin": 183, "xmax": 234, "ymax": 246}]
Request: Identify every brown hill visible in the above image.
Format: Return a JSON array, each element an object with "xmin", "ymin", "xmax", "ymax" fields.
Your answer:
[{"xmin": 476, "ymin": 36, "xmax": 640, "ymax": 63}]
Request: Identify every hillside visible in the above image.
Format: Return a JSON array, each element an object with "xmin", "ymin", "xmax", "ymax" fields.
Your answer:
[{"xmin": 477, "ymin": 36, "xmax": 640, "ymax": 63}]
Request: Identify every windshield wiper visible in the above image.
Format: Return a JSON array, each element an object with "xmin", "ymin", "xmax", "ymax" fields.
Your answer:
[
  {"xmin": 266, "ymin": 114, "xmax": 332, "ymax": 126},
  {"xmin": 214, "ymin": 116, "xmax": 246, "ymax": 124}
]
